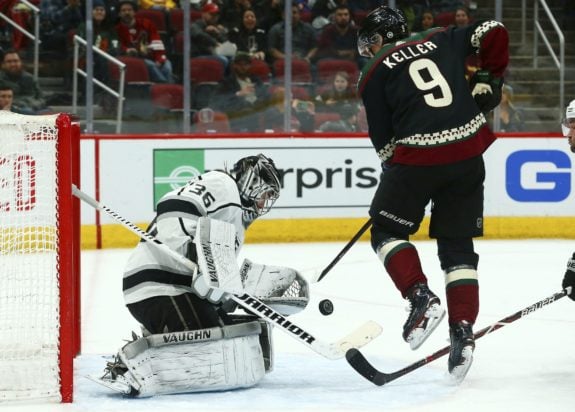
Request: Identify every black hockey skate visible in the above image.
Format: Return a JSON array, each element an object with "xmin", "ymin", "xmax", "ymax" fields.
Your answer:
[
  {"xmin": 402, "ymin": 283, "xmax": 446, "ymax": 350},
  {"xmin": 448, "ymin": 321, "xmax": 475, "ymax": 384}
]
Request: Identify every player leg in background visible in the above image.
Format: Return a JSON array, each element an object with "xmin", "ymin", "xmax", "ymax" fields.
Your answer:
[
  {"xmin": 430, "ymin": 155, "xmax": 485, "ymax": 382},
  {"xmin": 369, "ymin": 164, "xmax": 446, "ymax": 351}
]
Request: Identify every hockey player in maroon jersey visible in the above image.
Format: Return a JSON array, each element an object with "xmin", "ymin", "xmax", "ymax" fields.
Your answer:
[{"xmin": 356, "ymin": 6, "xmax": 509, "ymax": 382}]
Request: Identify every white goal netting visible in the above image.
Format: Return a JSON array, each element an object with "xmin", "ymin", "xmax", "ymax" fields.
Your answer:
[{"xmin": 0, "ymin": 112, "xmax": 69, "ymax": 402}]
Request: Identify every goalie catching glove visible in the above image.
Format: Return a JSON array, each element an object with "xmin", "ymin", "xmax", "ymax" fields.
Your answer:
[
  {"xmin": 469, "ymin": 70, "xmax": 503, "ymax": 114},
  {"xmin": 238, "ymin": 258, "xmax": 310, "ymax": 315},
  {"xmin": 563, "ymin": 252, "xmax": 575, "ymax": 300}
]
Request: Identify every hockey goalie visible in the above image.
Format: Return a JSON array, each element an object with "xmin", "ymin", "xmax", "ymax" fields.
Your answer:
[{"xmin": 90, "ymin": 154, "xmax": 309, "ymax": 397}]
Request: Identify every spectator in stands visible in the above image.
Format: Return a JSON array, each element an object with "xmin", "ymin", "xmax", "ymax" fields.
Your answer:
[
  {"xmin": 40, "ymin": 0, "xmax": 84, "ymax": 57},
  {"xmin": 252, "ymin": 0, "xmax": 283, "ymax": 32},
  {"xmin": 263, "ymin": 85, "xmax": 315, "ymax": 132},
  {"xmin": 213, "ymin": 52, "xmax": 270, "ymax": 132},
  {"xmin": 0, "ymin": 50, "xmax": 47, "ymax": 113},
  {"xmin": 139, "ymin": 0, "xmax": 178, "ymax": 10},
  {"xmin": 115, "ymin": 0, "xmax": 174, "ymax": 83},
  {"xmin": 268, "ymin": 2, "xmax": 317, "ymax": 63},
  {"xmin": 454, "ymin": 6, "xmax": 471, "ymax": 28},
  {"xmin": 413, "ymin": 9, "xmax": 435, "ymax": 32},
  {"xmin": 317, "ymin": 102, "xmax": 359, "ymax": 132},
  {"xmin": 190, "ymin": 3, "xmax": 233, "ymax": 66},
  {"xmin": 316, "ymin": 5, "xmax": 358, "ymax": 64},
  {"xmin": 295, "ymin": 0, "xmax": 311, "ymax": 13},
  {"xmin": 0, "ymin": 82, "xmax": 35, "ymax": 114},
  {"xmin": 0, "ymin": 83, "xmax": 14, "ymax": 111},
  {"xmin": 228, "ymin": 8, "xmax": 268, "ymax": 61},
  {"xmin": 315, "ymin": 71, "xmax": 357, "ymax": 114},
  {"xmin": 452, "ymin": 6, "xmax": 478, "ymax": 80},
  {"xmin": 498, "ymin": 84, "xmax": 524, "ymax": 132},
  {"xmin": 311, "ymin": 0, "xmax": 348, "ymax": 24},
  {"xmin": 220, "ymin": 0, "xmax": 254, "ymax": 29},
  {"xmin": 0, "ymin": 0, "xmax": 31, "ymax": 51},
  {"xmin": 76, "ymin": 0, "xmax": 119, "ymax": 84}
]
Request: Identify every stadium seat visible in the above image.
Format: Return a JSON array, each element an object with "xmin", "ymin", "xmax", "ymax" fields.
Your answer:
[
  {"xmin": 316, "ymin": 59, "xmax": 359, "ymax": 85},
  {"xmin": 273, "ymin": 58, "xmax": 313, "ymax": 85},
  {"xmin": 136, "ymin": 9, "xmax": 168, "ymax": 33},
  {"xmin": 434, "ymin": 11, "xmax": 455, "ymax": 27},
  {"xmin": 314, "ymin": 111, "xmax": 341, "ymax": 131},
  {"xmin": 169, "ymin": 8, "xmax": 203, "ymax": 33},
  {"xmin": 151, "ymin": 83, "xmax": 184, "ymax": 111},
  {"xmin": 249, "ymin": 58, "xmax": 272, "ymax": 84},
  {"xmin": 109, "ymin": 56, "xmax": 151, "ymax": 83},
  {"xmin": 190, "ymin": 57, "xmax": 225, "ymax": 109}
]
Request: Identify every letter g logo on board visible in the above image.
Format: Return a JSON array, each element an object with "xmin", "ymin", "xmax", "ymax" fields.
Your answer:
[{"xmin": 506, "ymin": 150, "xmax": 571, "ymax": 202}]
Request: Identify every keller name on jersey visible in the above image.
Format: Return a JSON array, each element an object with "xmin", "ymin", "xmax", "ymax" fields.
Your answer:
[{"xmin": 382, "ymin": 41, "xmax": 438, "ymax": 69}]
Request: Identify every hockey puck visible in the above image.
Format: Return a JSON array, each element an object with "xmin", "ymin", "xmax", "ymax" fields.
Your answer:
[{"xmin": 319, "ymin": 299, "xmax": 334, "ymax": 316}]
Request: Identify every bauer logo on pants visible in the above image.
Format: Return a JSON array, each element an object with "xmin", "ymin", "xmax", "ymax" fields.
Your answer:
[{"xmin": 153, "ymin": 149, "xmax": 205, "ymax": 207}]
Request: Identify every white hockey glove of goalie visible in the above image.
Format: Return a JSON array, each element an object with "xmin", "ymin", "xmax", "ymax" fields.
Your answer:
[{"xmin": 239, "ymin": 258, "xmax": 310, "ymax": 315}]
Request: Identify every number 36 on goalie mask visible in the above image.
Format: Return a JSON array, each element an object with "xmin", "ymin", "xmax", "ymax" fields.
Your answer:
[{"xmin": 230, "ymin": 154, "xmax": 281, "ymax": 221}]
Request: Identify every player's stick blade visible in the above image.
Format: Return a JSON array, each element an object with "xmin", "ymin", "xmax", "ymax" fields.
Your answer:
[{"xmin": 345, "ymin": 348, "xmax": 389, "ymax": 386}]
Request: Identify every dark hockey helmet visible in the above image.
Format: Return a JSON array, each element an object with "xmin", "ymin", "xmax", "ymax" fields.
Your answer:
[
  {"xmin": 230, "ymin": 154, "xmax": 280, "ymax": 222},
  {"xmin": 357, "ymin": 6, "xmax": 409, "ymax": 57}
]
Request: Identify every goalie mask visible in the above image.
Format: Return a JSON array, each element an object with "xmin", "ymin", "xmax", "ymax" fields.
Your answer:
[
  {"xmin": 357, "ymin": 6, "xmax": 408, "ymax": 58},
  {"xmin": 230, "ymin": 154, "xmax": 281, "ymax": 224}
]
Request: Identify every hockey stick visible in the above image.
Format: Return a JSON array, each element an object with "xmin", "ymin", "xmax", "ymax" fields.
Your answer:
[
  {"xmin": 312, "ymin": 218, "xmax": 373, "ymax": 283},
  {"xmin": 72, "ymin": 185, "xmax": 382, "ymax": 360},
  {"xmin": 346, "ymin": 289, "xmax": 569, "ymax": 385}
]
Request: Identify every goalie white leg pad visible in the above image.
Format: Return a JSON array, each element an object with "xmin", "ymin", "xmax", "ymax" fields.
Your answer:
[{"xmin": 116, "ymin": 321, "xmax": 266, "ymax": 397}]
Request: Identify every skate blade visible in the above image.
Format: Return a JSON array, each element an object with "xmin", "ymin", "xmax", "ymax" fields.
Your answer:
[
  {"xmin": 85, "ymin": 374, "xmax": 133, "ymax": 395},
  {"xmin": 447, "ymin": 346, "xmax": 474, "ymax": 385},
  {"xmin": 408, "ymin": 304, "xmax": 446, "ymax": 350}
]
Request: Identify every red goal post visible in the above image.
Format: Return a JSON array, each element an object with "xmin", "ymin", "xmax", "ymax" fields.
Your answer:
[{"xmin": 0, "ymin": 112, "xmax": 81, "ymax": 403}]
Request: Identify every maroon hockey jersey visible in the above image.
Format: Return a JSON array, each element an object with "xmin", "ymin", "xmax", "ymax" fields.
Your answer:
[{"xmin": 359, "ymin": 21, "xmax": 509, "ymax": 166}]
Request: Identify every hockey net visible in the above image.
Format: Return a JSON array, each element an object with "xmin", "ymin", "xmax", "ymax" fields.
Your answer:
[{"xmin": 0, "ymin": 112, "xmax": 80, "ymax": 403}]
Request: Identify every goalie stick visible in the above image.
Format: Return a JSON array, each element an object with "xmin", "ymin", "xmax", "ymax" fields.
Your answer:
[
  {"xmin": 72, "ymin": 185, "xmax": 382, "ymax": 360},
  {"xmin": 346, "ymin": 289, "xmax": 569, "ymax": 386}
]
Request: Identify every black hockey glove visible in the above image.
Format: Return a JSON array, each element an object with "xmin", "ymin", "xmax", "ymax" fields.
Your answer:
[
  {"xmin": 469, "ymin": 70, "xmax": 503, "ymax": 114},
  {"xmin": 562, "ymin": 252, "xmax": 575, "ymax": 300}
]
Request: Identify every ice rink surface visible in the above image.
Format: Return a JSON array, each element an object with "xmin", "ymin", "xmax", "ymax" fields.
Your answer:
[{"xmin": 3, "ymin": 239, "xmax": 575, "ymax": 412}]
